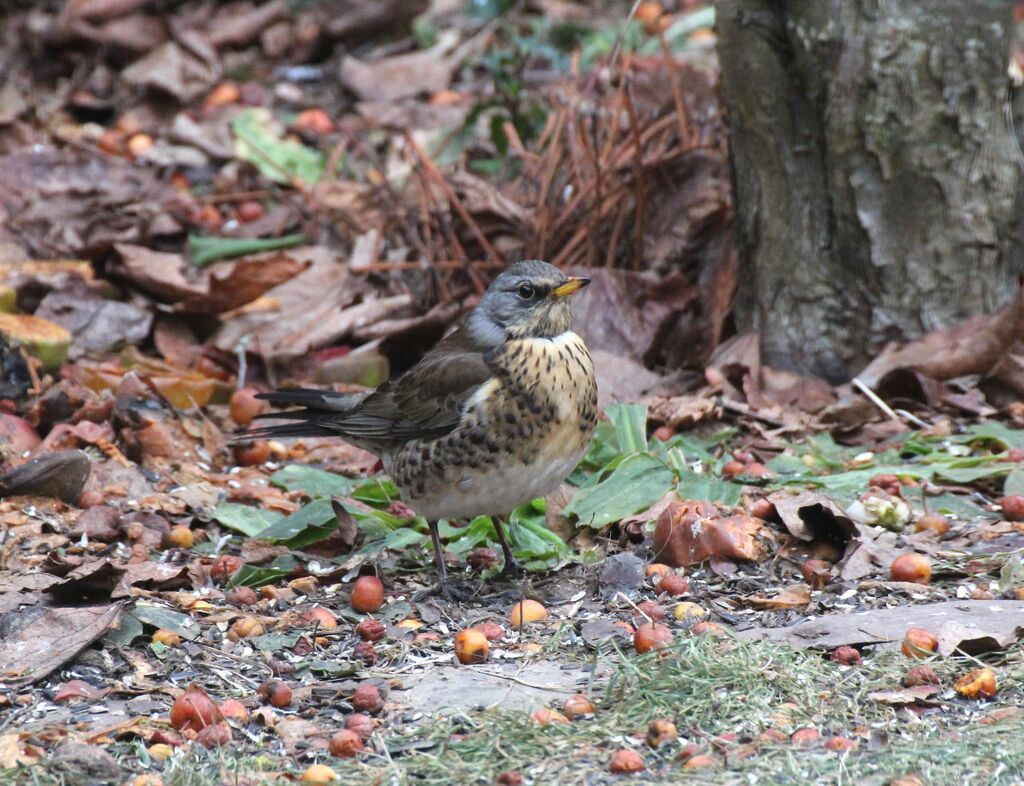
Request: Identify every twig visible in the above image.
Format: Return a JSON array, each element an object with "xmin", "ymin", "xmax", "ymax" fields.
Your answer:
[
  {"xmin": 615, "ymin": 591, "xmax": 652, "ymax": 623},
  {"xmin": 18, "ymin": 348, "xmax": 41, "ymax": 396},
  {"xmin": 405, "ymin": 132, "xmax": 502, "ymax": 274},
  {"xmin": 622, "ymin": 79, "xmax": 646, "ymax": 269},
  {"xmin": 852, "ymin": 378, "xmax": 931, "ymax": 429},
  {"xmin": 202, "ymin": 190, "xmax": 273, "ymax": 205},
  {"xmin": 657, "ymin": 28, "xmax": 691, "ymax": 147},
  {"xmin": 718, "ymin": 398, "xmax": 786, "ymax": 427}
]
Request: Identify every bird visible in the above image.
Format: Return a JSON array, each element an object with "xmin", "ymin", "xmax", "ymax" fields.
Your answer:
[{"xmin": 246, "ymin": 260, "xmax": 598, "ymax": 592}]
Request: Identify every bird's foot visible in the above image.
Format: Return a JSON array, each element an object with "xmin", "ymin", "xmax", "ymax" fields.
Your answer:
[
  {"xmin": 499, "ymin": 557, "xmax": 525, "ymax": 580},
  {"xmin": 423, "ymin": 578, "xmax": 478, "ymax": 604}
]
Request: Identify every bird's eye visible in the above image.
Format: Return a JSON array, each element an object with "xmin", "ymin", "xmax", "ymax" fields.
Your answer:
[{"xmin": 517, "ymin": 283, "xmax": 536, "ymax": 300}]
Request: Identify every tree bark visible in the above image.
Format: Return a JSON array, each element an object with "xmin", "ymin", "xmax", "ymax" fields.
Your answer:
[{"xmin": 717, "ymin": 0, "xmax": 1022, "ymax": 382}]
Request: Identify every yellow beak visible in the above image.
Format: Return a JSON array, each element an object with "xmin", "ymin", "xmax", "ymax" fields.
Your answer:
[{"xmin": 552, "ymin": 277, "xmax": 590, "ymax": 298}]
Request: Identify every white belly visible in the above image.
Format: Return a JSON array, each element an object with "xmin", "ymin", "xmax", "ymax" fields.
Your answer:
[{"xmin": 412, "ymin": 441, "xmax": 587, "ymax": 521}]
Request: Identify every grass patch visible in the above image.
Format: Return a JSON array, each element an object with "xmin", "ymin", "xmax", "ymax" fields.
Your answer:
[{"xmin": 9, "ymin": 635, "xmax": 1021, "ymax": 786}]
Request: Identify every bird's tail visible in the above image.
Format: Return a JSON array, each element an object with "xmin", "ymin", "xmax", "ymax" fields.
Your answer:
[{"xmin": 236, "ymin": 388, "xmax": 369, "ymax": 441}]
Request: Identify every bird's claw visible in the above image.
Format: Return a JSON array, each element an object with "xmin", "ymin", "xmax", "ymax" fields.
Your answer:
[{"xmin": 499, "ymin": 558, "xmax": 525, "ymax": 580}]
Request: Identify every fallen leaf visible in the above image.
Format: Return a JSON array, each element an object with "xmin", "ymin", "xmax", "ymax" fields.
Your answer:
[
  {"xmin": 0, "ymin": 149, "xmax": 176, "ymax": 259},
  {"xmin": 745, "ymin": 583, "xmax": 812, "ymax": 610},
  {"xmin": 210, "ymin": 246, "xmax": 381, "ymax": 360},
  {"xmin": 53, "ymin": 679, "xmax": 110, "ymax": 703},
  {"xmin": 0, "ymin": 602, "xmax": 123, "ymax": 688},
  {"xmin": 338, "ymin": 33, "xmax": 460, "ymax": 102},
  {"xmin": 858, "ymin": 286, "xmax": 1024, "ymax": 387},
  {"xmin": 121, "ymin": 41, "xmax": 219, "ymax": 103},
  {"xmin": 46, "ymin": 560, "xmax": 124, "ymax": 602},
  {"xmin": 645, "ymin": 391, "xmax": 721, "ymax": 429},
  {"xmin": 114, "ymin": 244, "xmax": 307, "ymax": 314},
  {"xmin": 652, "ymin": 500, "xmax": 772, "ymax": 567},
  {"xmin": 208, "ymin": 0, "xmax": 289, "ymax": 48},
  {"xmin": 0, "ymin": 733, "xmax": 43, "ymax": 767},
  {"xmin": 867, "ymin": 685, "xmax": 942, "ymax": 705},
  {"xmin": 738, "ymin": 600, "xmax": 1024, "ymax": 652},
  {"xmin": 35, "ymin": 282, "xmax": 152, "ymax": 359},
  {"xmin": 275, "ymin": 717, "xmax": 330, "ymax": 755},
  {"xmin": 769, "ymin": 490, "xmax": 858, "ymax": 543}
]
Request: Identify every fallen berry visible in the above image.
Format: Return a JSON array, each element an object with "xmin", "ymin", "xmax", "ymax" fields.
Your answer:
[
  {"xmin": 454, "ymin": 629, "xmax": 490, "ymax": 664},
  {"xmin": 634, "ymin": 623, "xmax": 673, "ymax": 654},
  {"xmin": 561, "ymin": 694, "xmax": 595, "ymax": 720},
  {"xmin": 328, "ymin": 729, "xmax": 364, "ymax": 758},
  {"xmin": 609, "ymin": 748, "xmax": 645, "ymax": 773},
  {"xmin": 351, "ymin": 576, "xmax": 384, "ymax": 613},
  {"xmin": 509, "ymin": 599, "xmax": 548, "ymax": 626},
  {"xmin": 890, "ymin": 553, "xmax": 931, "ymax": 584},
  {"xmin": 901, "ymin": 627, "xmax": 938, "ymax": 658},
  {"xmin": 955, "ymin": 667, "xmax": 997, "ymax": 699}
]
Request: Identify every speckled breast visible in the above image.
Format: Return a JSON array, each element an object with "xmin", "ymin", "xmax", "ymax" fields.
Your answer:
[{"xmin": 392, "ymin": 331, "xmax": 597, "ymax": 521}]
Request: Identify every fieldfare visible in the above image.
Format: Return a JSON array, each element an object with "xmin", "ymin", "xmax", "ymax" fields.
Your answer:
[{"xmin": 248, "ymin": 260, "xmax": 598, "ymax": 589}]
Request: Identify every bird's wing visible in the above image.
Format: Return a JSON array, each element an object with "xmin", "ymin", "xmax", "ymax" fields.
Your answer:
[
  {"xmin": 247, "ymin": 329, "xmax": 494, "ymax": 448},
  {"xmin": 341, "ymin": 328, "xmax": 494, "ymax": 444}
]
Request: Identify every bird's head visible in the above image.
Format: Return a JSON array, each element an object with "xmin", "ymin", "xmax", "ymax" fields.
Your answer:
[{"xmin": 465, "ymin": 260, "xmax": 590, "ymax": 346}]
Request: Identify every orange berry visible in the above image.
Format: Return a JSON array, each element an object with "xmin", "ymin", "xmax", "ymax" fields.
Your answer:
[
  {"xmin": 509, "ymin": 599, "xmax": 548, "ymax": 626},
  {"xmin": 454, "ymin": 628, "xmax": 490, "ymax": 664},
  {"xmin": 561, "ymin": 694, "xmax": 595, "ymax": 720},
  {"xmin": 901, "ymin": 628, "xmax": 938, "ymax": 658},
  {"xmin": 890, "ymin": 553, "xmax": 931, "ymax": 584},
  {"xmin": 609, "ymin": 748, "xmax": 644, "ymax": 773},
  {"xmin": 954, "ymin": 667, "xmax": 997, "ymax": 699},
  {"xmin": 351, "ymin": 576, "xmax": 384, "ymax": 613},
  {"xmin": 634, "ymin": 623, "xmax": 673, "ymax": 654}
]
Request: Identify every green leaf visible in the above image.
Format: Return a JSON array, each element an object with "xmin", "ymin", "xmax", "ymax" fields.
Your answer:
[
  {"xmin": 445, "ymin": 516, "xmax": 496, "ymax": 556},
  {"xmin": 606, "ymin": 403, "xmax": 649, "ymax": 454},
  {"xmin": 1004, "ymin": 467, "xmax": 1024, "ymax": 496},
  {"xmin": 103, "ymin": 612, "xmax": 144, "ymax": 646},
  {"xmin": 227, "ymin": 556, "xmax": 298, "ymax": 588},
  {"xmin": 130, "ymin": 603, "xmax": 201, "ymax": 641},
  {"xmin": 509, "ymin": 507, "xmax": 569, "ymax": 562},
  {"xmin": 250, "ymin": 632, "xmax": 304, "ymax": 652},
  {"xmin": 351, "ymin": 477, "xmax": 400, "ymax": 505},
  {"xmin": 380, "ymin": 527, "xmax": 427, "ymax": 551},
  {"xmin": 676, "ymin": 471, "xmax": 743, "ymax": 506},
  {"xmin": 187, "ymin": 233, "xmax": 305, "ymax": 268},
  {"xmin": 953, "ymin": 423, "xmax": 1024, "ymax": 450},
  {"xmin": 564, "ymin": 453, "xmax": 674, "ymax": 529},
  {"xmin": 765, "ymin": 454, "xmax": 809, "ymax": 476},
  {"xmin": 210, "ymin": 502, "xmax": 283, "ymax": 537},
  {"xmin": 232, "ymin": 108, "xmax": 325, "ymax": 185},
  {"xmin": 934, "ymin": 464, "xmax": 1009, "ymax": 484},
  {"xmin": 270, "ymin": 464, "xmax": 356, "ymax": 498},
  {"xmin": 308, "ymin": 659, "xmax": 358, "ymax": 677},
  {"xmin": 998, "ymin": 554, "xmax": 1024, "ymax": 593},
  {"xmin": 926, "ymin": 492, "xmax": 997, "ymax": 521},
  {"xmin": 257, "ymin": 498, "xmax": 336, "ymax": 547}
]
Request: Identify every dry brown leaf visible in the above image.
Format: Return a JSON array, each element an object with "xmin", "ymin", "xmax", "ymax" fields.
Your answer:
[
  {"xmin": 740, "ymin": 600, "xmax": 1024, "ymax": 652},
  {"xmin": 0, "ymin": 733, "xmax": 43, "ymax": 767},
  {"xmin": 652, "ymin": 501, "xmax": 772, "ymax": 567},
  {"xmin": 0, "ymin": 602, "xmax": 123, "ymax": 688},
  {"xmin": 121, "ymin": 41, "xmax": 219, "ymax": 103},
  {"xmin": 114, "ymin": 244, "xmax": 307, "ymax": 314},
  {"xmin": 338, "ymin": 34, "xmax": 459, "ymax": 102},
  {"xmin": 859, "ymin": 286, "xmax": 1024, "ymax": 386},
  {"xmin": 53, "ymin": 678, "xmax": 110, "ymax": 703},
  {"xmin": 745, "ymin": 583, "xmax": 812, "ymax": 610},
  {"xmin": 645, "ymin": 392, "xmax": 721, "ymax": 429},
  {"xmin": 867, "ymin": 685, "xmax": 942, "ymax": 705}
]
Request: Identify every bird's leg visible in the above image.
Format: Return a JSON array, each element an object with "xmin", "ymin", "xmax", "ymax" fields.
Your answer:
[
  {"xmin": 427, "ymin": 519, "xmax": 454, "ymax": 598},
  {"xmin": 493, "ymin": 517, "xmax": 523, "ymax": 578}
]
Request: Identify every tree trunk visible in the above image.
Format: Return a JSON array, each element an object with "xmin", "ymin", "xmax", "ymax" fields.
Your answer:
[{"xmin": 717, "ymin": 0, "xmax": 1022, "ymax": 382}]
